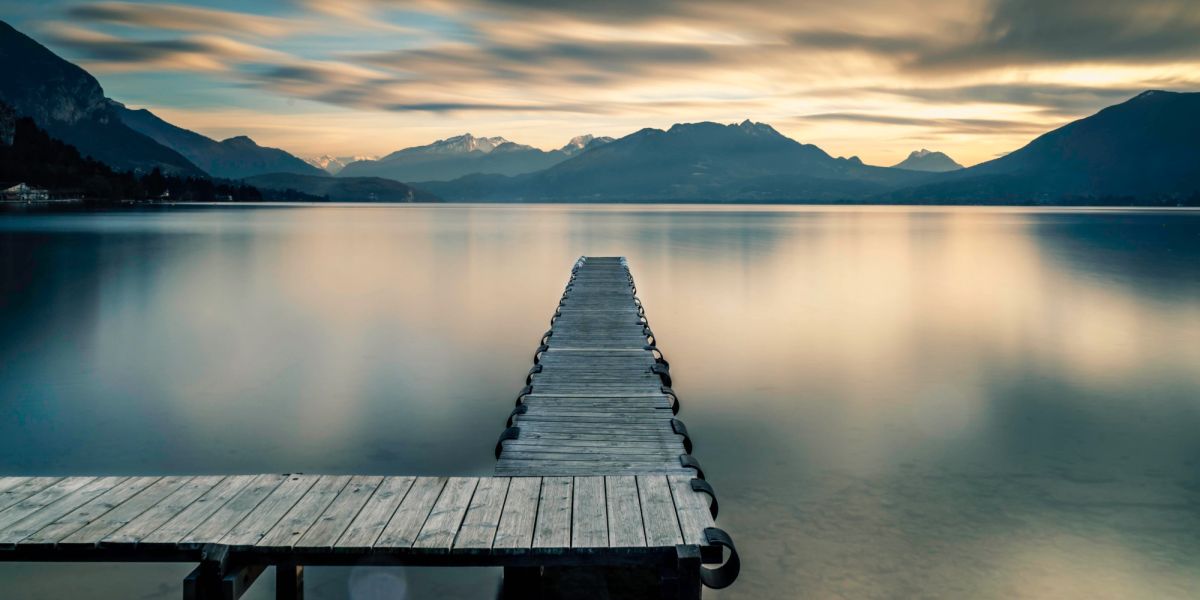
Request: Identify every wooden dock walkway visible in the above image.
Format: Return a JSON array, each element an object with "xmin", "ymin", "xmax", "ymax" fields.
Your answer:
[{"xmin": 0, "ymin": 257, "xmax": 738, "ymax": 598}]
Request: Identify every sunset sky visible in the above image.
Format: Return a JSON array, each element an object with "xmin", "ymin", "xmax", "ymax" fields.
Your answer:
[{"xmin": 5, "ymin": 0, "xmax": 1199, "ymax": 166}]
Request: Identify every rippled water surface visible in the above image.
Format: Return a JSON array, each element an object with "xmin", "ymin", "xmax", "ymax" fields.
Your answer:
[{"xmin": 1, "ymin": 205, "xmax": 1198, "ymax": 599}]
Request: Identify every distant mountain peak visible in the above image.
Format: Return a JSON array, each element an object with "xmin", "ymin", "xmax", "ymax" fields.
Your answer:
[
  {"xmin": 563, "ymin": 134, "xmax": 596, "ymax": 150},
  {"xmin": 892, "ymin": 149, "xmax": 963, "ymax": 172},
  {"xmin": 1133, "ymin": 89, "xmax": 1169, "ymax": 100},
  {"xmin": 304, "ymin": 154, "xmax": 379, "ymax": 175},
  {"xmin": 560, "ymin": 134, "xmax": 614, "ymax": 155},
  {"xmin": 432, "ymin": 133, "xmax": 510, "ymax": 154}
]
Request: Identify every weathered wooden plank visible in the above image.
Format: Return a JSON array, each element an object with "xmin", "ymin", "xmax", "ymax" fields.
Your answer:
[
  {"xmin": 453, "ymin": 477, "xmax": 509, "ymax": 550},
  {"xmin": 492, "ymin": 477, "xmax": 540, "ymax": 549},
  {"xmin": 58, "ymin": 476, "xmax": 192, "ymax": 546},
  {"xmin": 502, "ymin": 443, "xmax": 683, "ymax": 455},
  {"xmin": 605, "ymin": 476, "xmax": 646, "ymax": 548},
  {"xmin": 532, "ymin": 477, "xmax": 571, "ymax": 549},
  {"xmin": 499, "ymin": 452, "xmax": 680, "ymax": 464},
  {"xmin": 0, "ymin": 477, "xmax": 96, "ymax": 534},
  {"xmin": 102, "ymin": 476, "xmax": 226, "ymax": 545},
  {"xmin": 414, "ymin": 477, "xmax": 478, "ymax": 550},
  {"xmin": 179, "ymin": 474, "xmax": 288, "ymax": 545},
  {"xmin": 0, "ymin": 477, "xmax": 130, "ymax": 546},
  {"xmin": 297, "ymin": 475, "xmax": 383, "ymax": 549},
  {"xmin": 257, "ymin": 475, "xmax": 351, "ymax": 548},
  {"xmin": 20, "ymin": 477, "xmax": 160, "ymax": 546},
  {"xmin": 497, "ymin": 464, "xmax": 692, "ymax": 478},
  {"xmin": 637, "ymin": 475, "xmax": 682, "ymax": 547},
  {"xmin": 336, "ymin": 476, "xmax": 415, "ymax": 549},
  {"xmin": 0, "ymin": 478, "xmax": 63, "ymax": 514},
  {"xmin": 374, "ymin": 477, "xmax": 447, "ymax": 549},
  {"xmin": 0, "ymin": 478, "xmax": 31, "ymax": 496},
  {"xmin": 141, "ymin": 475, "xmax": 258, "ymax": 545},
  {"xmin": 571, "ymin": 477, "xmax": 607, "ymax": 548},
  {"xmin": 220, "ymin": 474, "xmax": 319, "ymax": 548},
  {"xmin": 667, "ymin": 475, "xmax": 715, "ymax": 547}
]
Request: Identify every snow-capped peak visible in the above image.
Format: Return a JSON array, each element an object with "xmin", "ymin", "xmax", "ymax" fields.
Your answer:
[
  {"xmin": 304, "ymin": 154, "xmax": 379, "ymax": 174},
  {"xmin": 433, "ymin": 134, "xmax": 510, "ymax": 154},
  {"xmin": 560, "ymin": 134, "xmax": 614, "ymax": 155}
]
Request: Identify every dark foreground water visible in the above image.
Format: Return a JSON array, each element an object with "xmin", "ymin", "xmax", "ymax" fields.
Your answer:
[{"xmin": 1, "ymin": 205, "xmax": 1198, "ymax": 599}]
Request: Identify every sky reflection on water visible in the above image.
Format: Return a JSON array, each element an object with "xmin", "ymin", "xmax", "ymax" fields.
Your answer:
[{"xmin": 1, "ymin": 205, "xmax": 1198, "ymax": 599}]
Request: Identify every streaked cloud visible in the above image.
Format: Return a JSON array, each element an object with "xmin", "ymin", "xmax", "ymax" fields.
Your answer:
[
  {"xmin": 914, "ymin": 0, "xmax": 1200, "ymax": 71},
  {"xmin": 799, "ymin": 112, "xmax": 1050, "ymax": 135},
  {"xmin": 67, "ymin": 2, "xmax": 302, "ymax": 37},
  {"xmin": 9, "ymin": 0, "xmax": 1199, "ymax": 163},
  {"xmin": 43, "ymin": 23, "xmax": 285, "ymax": 72}
]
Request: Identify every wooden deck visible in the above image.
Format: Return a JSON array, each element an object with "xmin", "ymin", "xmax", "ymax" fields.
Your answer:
[
  {"xmin": 498, "ymin": 257, "xmax": 693, "ymax": 477},
  {"xmin": 0, "ymin": 256, "xmax": 738, "ymax": 598},
  {"xmin": 0, "ymin": 474, "xmax": 716, "ymax": 562}
]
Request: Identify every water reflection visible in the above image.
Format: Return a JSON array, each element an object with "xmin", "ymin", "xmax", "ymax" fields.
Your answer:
[{"xmin": 1, "ymin": 205, "xmax": 1198, "ymax": 599}]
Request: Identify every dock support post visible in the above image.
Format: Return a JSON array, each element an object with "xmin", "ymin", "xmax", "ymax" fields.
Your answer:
[
  {"xmin": 221, "ymin": 564, "xmax": 266, "ymax": 600},
  {"xmin": 183, "ymin": 564, "xmax": 220, "ymax": 600},
  {"xmin": 675, "ymin": 546, "xmax": 703, "ymax": 600},
  {"xmin": 502, "ymin": 566, "xmax": 542, "ymax": 599},
  {"xmin": 184, "ymin": 544, "xmax": 228, "ymax": 600},
  {"xmin": 276, "ymin": 563, "xmax": 304, "ymax": 600}
]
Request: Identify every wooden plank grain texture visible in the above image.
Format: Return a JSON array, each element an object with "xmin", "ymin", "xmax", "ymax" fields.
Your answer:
[
  {"xmin": 140, "ymin": 474, "xmax": 257, "ymax": 545},
  {"xmin": 257, "ymin": 475, "xmax": 351, "ymax": 548},
  {"xmin": 532, "ymin": 476, "xmax": 572, "ymax": 549},
  {"xmin": 221, "ymin": 474, "xmax": 319, "ymax": 548},
  {"xmin": 492, "ymin": 476, "xmax": 540, "ymax": 550},
  {"xmin": 414, "ymin": 477, "xmax": 478, "ymax": 550},
  {"xmin": 336, "ymin": 476, "xmax": 415, "ymax": 549},
  {"xmin": 453, "ymin": 477, "xmax": 509, "ymax": 550},
  {"xmin": 297, "ymin": 475, "xmax": 382, "ymax": 549},
  {"xmin": 21, "ymin": 476, "xmax": 160, "ymax": 547},
  {"xmin": 102, "ymin": 476, "xmax": 226, "ymax": 546},
  {"xmin": 375, "ymin": 477, "xmax": 446, "ymax": 549},
  {"xmin": 0, "ymin": 476, "xmax": 131, "ymax": 546}
]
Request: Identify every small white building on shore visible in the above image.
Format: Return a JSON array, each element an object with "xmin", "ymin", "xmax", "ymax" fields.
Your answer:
[{"xmin": 2, "ymin": 183, "xmax": 50, "ymax": 202}]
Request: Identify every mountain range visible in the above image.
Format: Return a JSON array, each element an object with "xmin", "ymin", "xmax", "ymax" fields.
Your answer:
[
  {"xmin": 0, "ymin": 21, "xmax": 202, "ymax": 176},
  {"xmin": 337, "ymin": 133, "xmax": 614, "ymax": 182},
  {"xmin": 419, "ymin": 121, "xmax": 936, "ymax": 202},
  {"xmin": 0, "ymin": 20, "xmax": 432, "ymax": 201},
  {"xmin": 114, "ymin": 103, "xmax": 325, "ymax": 179},
  {"xmin": 421, "ymin": 93, "xmax": 1199, "ymax": 204},
  {"xmin": 886, "ymin": 90, "xmax": 1200, "ymax": 202}
]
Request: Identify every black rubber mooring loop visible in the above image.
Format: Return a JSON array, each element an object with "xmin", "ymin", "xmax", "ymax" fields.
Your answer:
[
  {"xmin": 532, "ymin": 344, "xmax": 550, "ymax": 363},
  {"xmin": 651, "ymin": 363, "xmax": 672, "ymax": 387},
  {"xmin": 699, "ymin": 527, "xmax": 740, "ymax": 589},
  {"xmin": 690, "ymin": 479, "xmax": 718, "ymax": 518},
  {"xmin": 645, "ymin": 345, "xmax": 669, "ymax": 365},
  {"xmin": 525, "ymin": 364, "xmax": 542, "ymax": 384},
  {"xmin": 671, "ymin": 418, "xmax": 693, "ymax": 454},
  {"xmin": 679, "ymin": 454, "xmax": 705, "ymax": 480},
  {"xmin": 506, "ymin": 404, "xmax": 528, "ymax": 427},
  {"xmin": 494, "ymin": 426, "xmax": 520, "ymax": 458},
  {"xmin": 541, "ymin": 330, "xmax": 553, "ymax": 345},
  {"xmin": 661, "ymin": 386, "xmax": 680, "ymax": 414},
  {"xmin": 514, "ymin": 384, "xmax": 533, "ymax": 406}
]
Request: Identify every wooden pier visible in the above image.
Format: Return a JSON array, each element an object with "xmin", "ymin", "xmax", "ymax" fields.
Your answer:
[{"xmin": 0, "ymin": 257, "xmax": 738, "ymax": 598}]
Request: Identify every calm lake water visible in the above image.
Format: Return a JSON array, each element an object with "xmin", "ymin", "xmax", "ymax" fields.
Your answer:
[{"xmin": 1, "ymin": 205, "xmax": 1198, "ymax": 599}]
